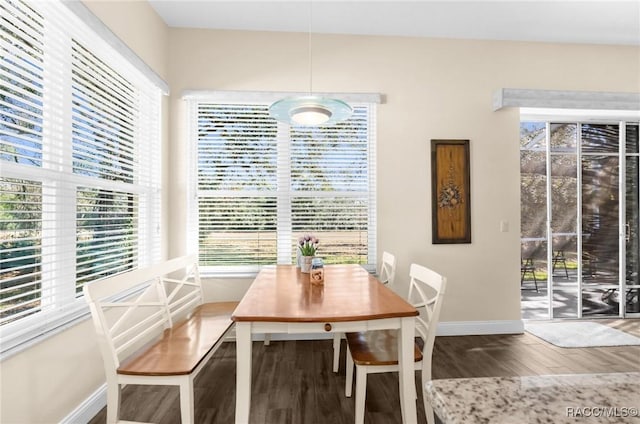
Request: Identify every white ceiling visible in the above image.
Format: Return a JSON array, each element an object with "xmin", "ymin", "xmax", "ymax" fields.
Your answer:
[{"xmin": 148, "ymin": 1, "xmax": 640, "ymax": 46}]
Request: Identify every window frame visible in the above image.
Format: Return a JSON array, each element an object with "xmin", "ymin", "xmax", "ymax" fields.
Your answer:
[
  {"xmin": 0, "ymin": 0, "xmax": 164, "ymax": 358},
  {"xmin": 520, "ymin": 108, "xmax": 640, "ymax": 319},
  {"xmin": 185, "ymin": 92, "xmax": 379, "ymax": 277}
]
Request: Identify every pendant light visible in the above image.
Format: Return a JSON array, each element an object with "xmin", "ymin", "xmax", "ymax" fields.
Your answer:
[{"xmin": 269, "ymin": 2, "xmax": 352, "ymax": 126}]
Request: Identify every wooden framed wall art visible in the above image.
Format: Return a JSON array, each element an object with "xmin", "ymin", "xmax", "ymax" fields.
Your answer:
[{"xmin": 431, "ymin": 139, "xmax": 471, "ymax": 244}]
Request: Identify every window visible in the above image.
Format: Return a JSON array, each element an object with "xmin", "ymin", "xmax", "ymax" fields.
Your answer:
[
  {"xmin": 0, "ymin": 0, "xmax": 162, "ymax": 355},
  {"xmin": 188, "ymin": 95, "xmax": 377, "ymax": 274}
]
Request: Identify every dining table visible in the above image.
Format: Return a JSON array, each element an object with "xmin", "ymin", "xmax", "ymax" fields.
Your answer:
[{"xmin": 231, "ymin": 264, "xmax": 419, "ymax": 423}]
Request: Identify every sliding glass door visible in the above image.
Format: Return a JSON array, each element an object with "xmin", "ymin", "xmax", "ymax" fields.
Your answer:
[
  {"xmin": 521, "ymin": 120, "xmax": 640, "ymax": 319},
  {"xmin": 580, "ymin": 124, "xmax": 620, "ymax": 316},
  {"xmin": 549, "ymin": 123, "xmax": 579, "ymax": 318}
]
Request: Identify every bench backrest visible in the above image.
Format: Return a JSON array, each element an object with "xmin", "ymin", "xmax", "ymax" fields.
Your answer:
[{"xmin": 83, "ymin": 255, "xmax": 203, "ymax": 374}]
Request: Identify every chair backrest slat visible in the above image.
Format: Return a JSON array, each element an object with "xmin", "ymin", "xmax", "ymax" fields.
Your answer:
[
  {"xmin": 407, "ymin": 263, "xmax": 447, "ymax": 381},
  {"xmin": 111, "ymin": 308, "xmax": 167, "ymax": 348},
  {"xmin": 167, "ymin": 290, "xmax": 202, "ymax": 323},
  {"xmin": 108, "ymin": 282, "xmax": 161, "ymax": 336},
  {"xmin": 379, "ymin": 251, "xmax": 397, "ymax": 286},
  {"xmin": 114, "ymin": 315, "xmax": 169, "ymax": 356},
  {"xmin": 161, "ymin": 260, "xmax": 204, "ymax": 323},
  {"xmin": 83, "ymin": 255, "xmax": 198, "ymax": 302}
]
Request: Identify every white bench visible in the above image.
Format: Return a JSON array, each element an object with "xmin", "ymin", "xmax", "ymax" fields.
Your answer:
[{"xmin": 83, "ymin": 255, "xmax": 238, "ymax": 424}]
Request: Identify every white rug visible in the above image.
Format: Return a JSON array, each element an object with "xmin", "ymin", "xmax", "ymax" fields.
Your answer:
[{"xmin": 524, "ymin": 321, "xmax": 640, "ymax": 348}]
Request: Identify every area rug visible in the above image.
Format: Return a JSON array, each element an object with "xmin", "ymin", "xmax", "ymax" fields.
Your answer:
[{"xmin": 524, "ymin": 321, "xmax": 640, "ymax": 348}]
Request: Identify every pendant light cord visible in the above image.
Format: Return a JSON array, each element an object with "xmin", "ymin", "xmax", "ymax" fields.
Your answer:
[
  {"xmin": 308, "ymin": 0, "xmax": 313, "ymax": 96},
  {"xmin": 268, "ymin": 0, "xmax": 352, "ymax": 126}
]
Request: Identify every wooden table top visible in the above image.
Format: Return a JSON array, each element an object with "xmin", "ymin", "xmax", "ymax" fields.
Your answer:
[{"xmin": 232, "ymin": 264, "xmax": 417, "ymax": 323}]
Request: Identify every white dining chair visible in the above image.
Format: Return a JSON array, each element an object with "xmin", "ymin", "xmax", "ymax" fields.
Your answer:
[
  {"xmin": 332, "ymin": 251, "xmax": 398, "ymax": 373},
  {"xmin": 344, "ymin": 263, "xmax": 446, "ymax": 424}
]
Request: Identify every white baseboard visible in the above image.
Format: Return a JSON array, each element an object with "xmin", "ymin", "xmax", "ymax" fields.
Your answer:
[
  {"xmin": 436, "ymin": 320, "xmax": 525, "ymax": 336},
  {"xmin": 60, "ymin": 383, "xmax": 106, "ymax": 424}
]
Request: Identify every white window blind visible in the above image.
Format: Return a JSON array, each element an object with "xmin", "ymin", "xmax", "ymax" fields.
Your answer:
[
  {"xmin": 190, "ymin": 98, "xmax": 377, "ymax": 274},
  {"xmin": 0, "ymin": 0, "xmax": 44, "ymax": 166},
  {"xmin": 0, "ymin": 0, "xmax": 162, "ymax": 356},
  {"xmin": 71, "ymin": 40, "xmax": 137, "ymax": 183}
]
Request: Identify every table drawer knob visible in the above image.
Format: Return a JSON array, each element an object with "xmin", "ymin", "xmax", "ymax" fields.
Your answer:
[{"xmin": 324, "ymin": 323, "xmax": 332, "ymax": 332}]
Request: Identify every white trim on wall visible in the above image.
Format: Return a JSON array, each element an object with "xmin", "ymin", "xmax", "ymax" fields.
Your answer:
[
  {"xmin": 181, "ymin": 89, "xmax": 383, "ymax": 104},
  {"xmin": 521, "ymin": 107, "xmax": 640, "ymax": 122},
  {"xmin": 59, "ymin": 384, "xmax": 106, "ymax": 424}
]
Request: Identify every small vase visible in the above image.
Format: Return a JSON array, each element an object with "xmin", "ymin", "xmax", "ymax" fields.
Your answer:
[
  {"xmin": 296, "ymin": 248, "xmax": 301, "ymax": 268},
  {"xmin": 300, "ymin": 256, "xmax": 313, "ymax": 273}
]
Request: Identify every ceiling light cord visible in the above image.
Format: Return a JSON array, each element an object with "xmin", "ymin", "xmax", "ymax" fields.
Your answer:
[
  {"xmin": 308, "ymin": 0, "xmax": 313, "ymax": 96},
  {"xmin": 267, "ymin": 0, "xmax": 353, "ymax": 126}
]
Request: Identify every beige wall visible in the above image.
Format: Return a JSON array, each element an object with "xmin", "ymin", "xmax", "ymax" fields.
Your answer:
[
  {"xmin": 2, "ymin": 5, "xmax": 639, "ymax": 422},
  {"xmin": 0, "ymin": 2, "xmax": 170, "ymax": 423},
  {"xmin": 82, "ymin": 0, "xmax": 169, "ymax": 80},
  {"xmin": 168, "ymin": 29, "xmax": 640, "ymax": 323},
  {"xmin": 0, "ymin": 321, "xmax": 104, "ymax": 423}
]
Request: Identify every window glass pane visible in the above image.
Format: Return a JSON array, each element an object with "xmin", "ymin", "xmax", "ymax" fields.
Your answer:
[
  {"xmin": 550, "ymin": 155, "xmax": 577, "ymax": 234},
  {"xmin": 71, "ymin": 40, "xmax": 136, "ymax": 183},
  {"xmin": 197, "ymin": 104, "xmax": 277, "ymax": 191},
  {"xmin": 550, "ymin": 123, "xmax": 577, "ymax": 152},
  {"xmin": 292, "ymin": 197, "xmax": 369, "ymax": 264},
  {"xmin": 580, "ymin": 154, "xmax": 621, "ymax": 317},
  {"xmin": 520, "ymin": 149, "xmax": 546, "ymax": 238},
  {"xmin": 0, "ymin": 0, "xmax": 44, "ymax": 166},
  {"xmin": 0, "ymin": 177, "xmax": 41, "ymax": 325},
  {"xmin": 198, "ymin": 196, "xmax": 277, "ymax": 266},
  {"xmin": 520, "ymin": 121, "xmax": 545, "ymax": 150},
  {"xmin": 76, "ymin": 188, "xmax": 138, "ymax": 293},
  {"xmin": 291, "ymin": 107, "xmax": 369, "ymax": 192},
  {"xmin": 550, "ymin": 154, "xmax": 579, "ymax": 318},
  {"xmin": 581, "ymin": 123, "xmax": 619, "ymax": 154},
  {"xmin": 627, "ymin": 123, "xmax": 639, "ymax": 154},
  {"xmin": 626, "ymin": 156, "xmax": 639, "ymax": 287},
  {"xmin": 520, "ymin": 147, "xmax": 548, "ymax": 309},
  {"xmin": 582, "ymin": 156, "xmax": 620, "ymax": 287},
  {"xmin": 520, "ymin": 122, "xmax": 549, "ymax": 318},
  {"xmin": 289, "ymin": 107, "xmax": 371, "ymax": 265}
]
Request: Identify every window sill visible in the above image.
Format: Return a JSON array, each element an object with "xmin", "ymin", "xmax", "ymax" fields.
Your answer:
[{"xmin": 200, "ymin": 270, "xmax": 260, "ymax": 279}]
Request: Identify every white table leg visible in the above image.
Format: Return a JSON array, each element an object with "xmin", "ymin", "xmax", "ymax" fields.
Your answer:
[
  {"xmin": 235, "ymin": 322, "xmax": 252, "ymax": 424},
  {"xmin": 398, "ymin": 316, "xmax": 417, "ymax": 423}
]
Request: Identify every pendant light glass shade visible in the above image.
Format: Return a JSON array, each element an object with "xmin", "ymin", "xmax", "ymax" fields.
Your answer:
[{"xmin": 269, "ymin": 95, "xmax": 353, "ymax": 126}]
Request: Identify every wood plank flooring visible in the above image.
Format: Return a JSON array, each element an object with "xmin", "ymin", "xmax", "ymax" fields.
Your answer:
[{"xmin": 88, "ymin": 319, "xmax": 640, "ymax": 424}]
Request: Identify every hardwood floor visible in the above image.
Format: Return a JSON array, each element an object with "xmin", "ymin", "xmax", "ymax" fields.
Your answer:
[{"xmin": 88, "ymin": 319, "xmax": 640, "ymax": 424}]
